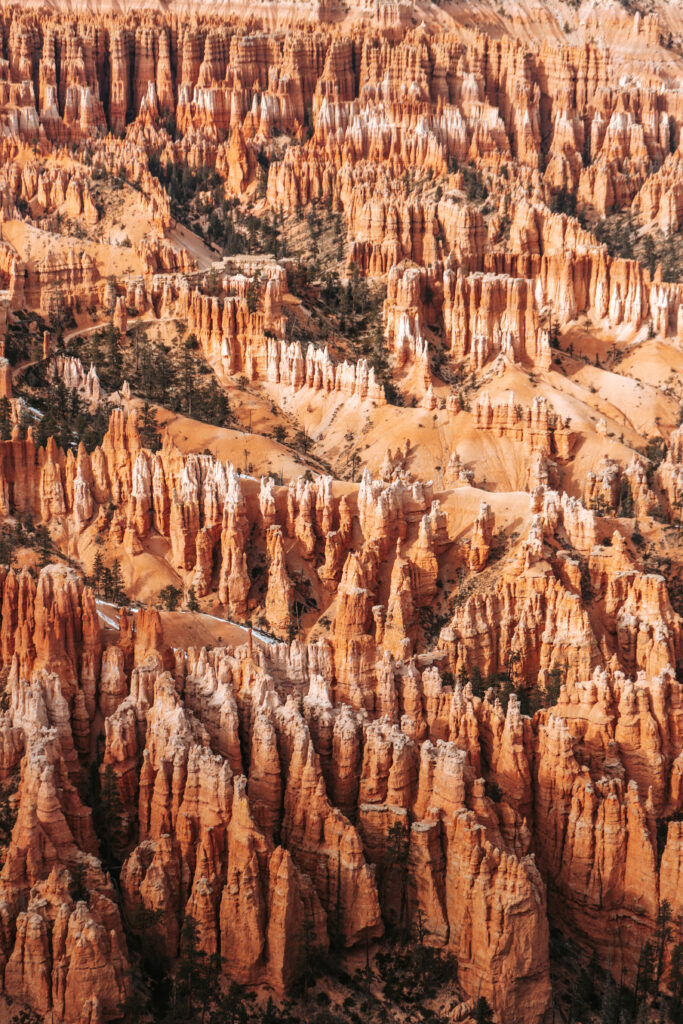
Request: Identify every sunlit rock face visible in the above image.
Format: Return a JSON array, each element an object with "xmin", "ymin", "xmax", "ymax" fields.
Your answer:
[{"xmin": 0, "ymin": 1, "xmax": 682, "ymax": 1021}]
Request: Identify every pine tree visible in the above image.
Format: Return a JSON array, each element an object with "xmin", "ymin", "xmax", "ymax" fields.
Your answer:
[
  {"xmin": 600, "ymin": 971, "xmax": 620, "ymax": 1024},
  {"xmin": 36, "ymin": 524, "xmax": 51, "ymax": 567},
  {"xmin": 567, "ymin": 961, "xmax": 594, "ymax": 1024},
  {"xmin": 92, "ymin": 550, "xmax": 104, "ymax": 592},
  {"xmin": 104, "ymin": 321, "xmax": 123, "ymax": 391},
  {"xmin": 295, "ymin": 428, "xmax": 313, "ymax": 455},
  {"xmin": 119, "ymin": 962, "xmax": 153, "ymax": 1024},
  {"xmin": 174, "ymin": 915, "xmax": 219, "ymax": 1022},
  {"xmin": 215, "ymin": 982, "xmax": 248, "ymax": 1024},
  {"xmin": 159, "ymin": 584, "xmax": 181, "ymax": 611},
  {"xmin": 386, "ymin": 819, "xmax": 410, "ymax": 941},
  {"xmin": 182, "ymin": 337, "xmax": 195, "ymax": 416},
  {"xmin": 11, "ymin": 1009, "xmax": 43, "ymax": 1024},
  {"xmin": 634, "ymin": 939, "xmax": 655, "ymax": 1006},
  {"xmin": 246, "ymin": 272, "xmax": 260, "ymax": 314},
  {"xmin": 471, "ymin": 665, "xmax": 485, "ymax": 698},
  {"xmin": 0, "ymin": 396, "xmax": 12, "ymax": 441},
  {"xmin": 101, "ymin": 566, "xmax": 113, "ymax": 601},
  {"xmin": 642, "ymin": 234, "xmax": 656, "ymax": 275},
  {"xmin": 0, "ymin": 529, "xmax": 14, "ymax": 567},
  {"xmin": 93, "ymin": 765, "xmax": 126, "ymax": 870},
  {"xmin": 186, "ymin": 587, "xmax": 199, "ymax": 613},
  {"xmin": 654, "ymin": 900, "xmax": 673, "ymax": 987},
  {"xmin": 110, "ymin": 559, "xmax": 127, "ymax": 605},
  {"xmin": 138, "ymin": 402, "xmax": 161, "ymax": 452},
  {"xmin": 667, "ymin": 942, "xmax": 683, "ymax": 1022},
  {"xmin": 69, "ymin": 859, "xmax": 89, "ymax": 904},
  {"xmin": 618, "ymin": 476, "xmax": 634, "ymax": 518},
  {"xmin": 474, "ymin": 996, "xmax": 495, "ymax": 1024}
]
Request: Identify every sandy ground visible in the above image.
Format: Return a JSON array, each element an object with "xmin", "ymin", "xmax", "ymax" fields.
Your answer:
[
  {"xmin": 167, "ymin": 223, "xmax": 217, "ymax": 270},
  {"xmin": 151, "ymin": 402, "xmax": 312, "ymax": 482},
  {"xmin": 96, "ymin": 599, "xmax": 268, "ymax": 650}
]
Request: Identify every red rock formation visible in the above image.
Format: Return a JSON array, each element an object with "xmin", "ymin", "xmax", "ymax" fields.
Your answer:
[
  {"xmin": 469, "ymin": 501, "xmax": 495, "ymax": 571},
  {"xmin": 265, "ymin": 526, "xmax": 293, "ymax": 637},
  {"xmin": 0, "ymin": 728, "xmax": 128, "ymax": 1020},
  {"xmin": 0, "ymin": 9, "xmax": 680, "ymax": 1024}
]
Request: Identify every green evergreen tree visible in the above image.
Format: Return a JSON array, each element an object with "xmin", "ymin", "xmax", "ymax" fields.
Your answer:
[
  {"xmin": 110, "ymin": 559, "xmax": 127, "ymax": 605},
  {"xmin": 215, "ymin": 982, "xmax": 248, "ymax": 1024},
  {"xmin": 159, "ymin": 584, "xmax": 182, "ymax": 611},
  {"xmin": 93, "ymin": 764, "xmax": 126, "ymax": 870},
  {"xmin": 471, "ymin": 665, "xmax": 485, "ymax": 698},
  {"xmin": 0, "ymin": 528, "xmax": 15, "ymax": 566},
  {"xmin": 36, "ymin": 524, "xmax": 51, "ymax": 567},
  {"xmin": 92, "ymin": 550, "xmax": 105, "ymax": 592},
  {"xmin": 546, "ymin": 666, "xmax": 564, "ymax": 706},
  {"xmin": 386, "ymin": 819, "xmax": 410, "ymax": 941},
  {"xmin": 0, "ymin": 396, "xmax": 12, "ymax": 441},
  {"xmin": 171, "ymin": 915, "xmax": 221, "ymax": 1023},
  {"xmin": 69, "ymin": 859, "xmax": 89, "ymax": 904},
  {"xmin": 600, "ymin": 971, "xmax": 620, "ymax": 1024},
  {"xmin": 667, "ymin": 942, "xmax": 683, "ymax": 1022},
  {"xmin": 295, "ymin": 428, "xmax": 313, "ymax": 455},
  {"xmin": 654, "ymin": 900, "xmax": 673, "ymax": 987},
  {"xmin": 246, "ymin": 272, "xmax": 261, "ymax": 314},
  {"xmin": 138, "ymin": 402, "xmax": 161, "ymax": 452},
  {"xmin": 182, "ymin": 336, "xmax": 195, "ymax": 416},
  {"xmin": 634, "ymin": 939, "xmax": 655, "ymax": 1005},
  {"xmin": 474, "ymin": 996, "xmax": 495, "ymax": 1024},
  {"xmin": 566, "ymin": 960, "xmax": 595, "ymax": 1024},
  {"xmin": 642, "ymin": 234, "xmax": 656, "ymax": 275},
  {"xmin": 11, "ymin": 1009, "xmax": 43, "ymax": 1024},
  {"xmin": 120, "ymin": 961, "xmax": 153, "ymax": 1024},
  {"xmin": 104, "ymin": 322, "xmax": 123, "ymax": 391},
  {"xmin": 618, "ymin": 476, "xmax": 634, "ymax": 518},
  {"xmin": 101, "ymin": 566, "xmax": 113, "ymax": 601}
]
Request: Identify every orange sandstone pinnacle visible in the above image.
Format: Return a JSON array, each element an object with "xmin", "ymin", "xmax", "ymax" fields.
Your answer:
[{"xmin": 0, "ymin": 1, "xmax": 680, "ymax": 1022}]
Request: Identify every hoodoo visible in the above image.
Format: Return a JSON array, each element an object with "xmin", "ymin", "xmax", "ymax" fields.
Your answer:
[{"xmin": 0, "ymin": 0, "xmax": 679, "ymax": 1022}]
